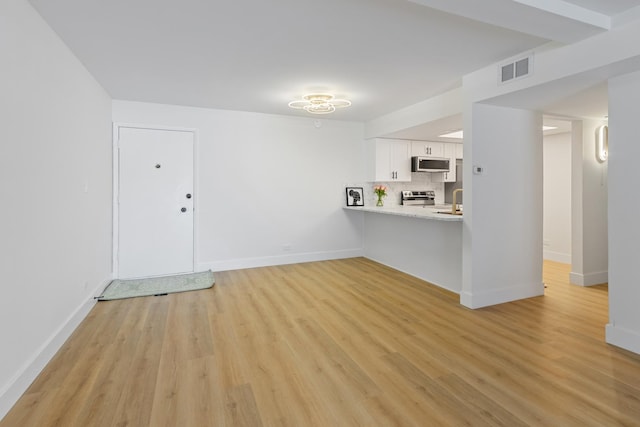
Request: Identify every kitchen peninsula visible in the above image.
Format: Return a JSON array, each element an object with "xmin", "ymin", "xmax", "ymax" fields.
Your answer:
[
  {"xmin": 344, "ymin": 205, "xmax": 462, "ymax": 293},
  {"xmin": 346, "ymin": 205, "xmax": 463, "ymax": 221}
]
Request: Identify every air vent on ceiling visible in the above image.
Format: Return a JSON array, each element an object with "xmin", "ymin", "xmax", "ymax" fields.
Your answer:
[{"xmin": 499, "ymin": 55, "xmax": 533, "ymax": 84}]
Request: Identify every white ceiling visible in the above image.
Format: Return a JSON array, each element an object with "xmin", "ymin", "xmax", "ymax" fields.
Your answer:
[
  {"xmin": 563, "ymin": 0, "xmax": 640, "ymax": 15},
  {"xmin": 383, "ymin": 113, "xmax": 574, "ymax": 142},
  {"xmin": 27, "ymin": 0, "xmax": 640, "ymax": 125},
  {"xmin": 544, "ymin": 82, "xmax": 609, "ymax": 120}
]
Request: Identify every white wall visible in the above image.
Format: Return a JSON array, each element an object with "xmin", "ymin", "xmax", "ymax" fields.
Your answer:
[
  {"xmin": 461, "ymin": 104, "xmax": 544, "ymax": 308},
  {"xmin": 570, "ymin": 120, "xmax": 609, "ymax": 286},
  {"xmin": 0, "ymin": 0, "xmax": 113, "ymax": 418},
  {"xmin": 453, "ymin": 15, "xmax": 640, "ymax": 354},
  {"xmin": 363, "ymin": 214, "xmax": 462, "ymax": 293},
  {"xmin": 463, "ymin": 21, "xmax": 640, "ymax": 107},
  {"xmin": 112, "ymin": 101, "xmax": 365, "ymax": 272},
  {"xmin": 543, "ymin": 132, "xmax": 572, "ymax": 264},
  {"xmin": 364, "ymin": 88, "xmax": 462, "ymax": 139},
  {"xmin": 606, "ymin": 70, "xmax": 640, "ymax": 354}
]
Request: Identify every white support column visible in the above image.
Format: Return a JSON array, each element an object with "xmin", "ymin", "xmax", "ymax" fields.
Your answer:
[
  {"xmin": 461, "ymin": 103, "xmax": 544, "ymax": 309},
  {"xmin": 606, "ymin": 70, "xmax": 640, "ymax": 354}
]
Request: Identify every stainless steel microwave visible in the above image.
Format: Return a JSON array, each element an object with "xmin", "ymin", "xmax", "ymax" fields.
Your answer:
[{"xmin": 411, "ymin": 156, "xmax": 450, "ymax": 172}]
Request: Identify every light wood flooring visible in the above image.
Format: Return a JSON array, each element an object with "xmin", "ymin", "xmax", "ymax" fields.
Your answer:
[{"xmin": 2, "ymin": 258, "xmax": 640, "ymax": 426}]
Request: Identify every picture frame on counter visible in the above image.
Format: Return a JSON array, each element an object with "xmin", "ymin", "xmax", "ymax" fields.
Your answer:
[{"xmin": 345, "ymin": 187, "xmax": 364, "ymax": 206}]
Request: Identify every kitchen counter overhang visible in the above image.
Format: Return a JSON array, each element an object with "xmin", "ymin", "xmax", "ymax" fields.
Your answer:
[{"xmin": 344, "ymin": 205, "xmax": 463, "ymax": 221}]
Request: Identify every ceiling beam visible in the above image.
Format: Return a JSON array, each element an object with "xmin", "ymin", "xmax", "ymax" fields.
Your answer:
[
  {"xmin": 407, "ymin": 0, "xmax": 610, "ymax": 43},
  {"xmin": 512, "ymin": 0, "xmax": 610, "ymax": 29}
]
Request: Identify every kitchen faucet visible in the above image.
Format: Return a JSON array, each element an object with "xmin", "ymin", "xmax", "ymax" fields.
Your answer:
[{"xmin": 451, "ymin": 189, "xmax": 463, "ymax": 215}]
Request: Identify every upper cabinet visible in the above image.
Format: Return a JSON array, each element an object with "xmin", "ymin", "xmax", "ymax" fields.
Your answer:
[
  {"xmin": 441, "ymin": 143, "xmax": 457, "ymax": 182},
  {"xmin": 366, "ymin": 138, "xmax": 411, "ymax": 182},
  {"xmin": 414, "ymin": 141, "xmax": 461, "ymax": 183},
  {"xmin": 455, "ymin": 143, "xmax": 463, "ymax": 159},
  {"xmin": 411, "ymin": 141, "xmax": 443, "ymax": 158},
  {"xmin": 367, "ymin": 139, "xmax": 461, "ymax": 183}
]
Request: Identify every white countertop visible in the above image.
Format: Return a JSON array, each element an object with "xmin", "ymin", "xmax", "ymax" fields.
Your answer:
[{"xmin": 344, "ymin": 204, "xmax": 463, "ymax": 221}]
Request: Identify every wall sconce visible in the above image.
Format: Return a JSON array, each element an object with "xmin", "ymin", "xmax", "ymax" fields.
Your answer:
[{"xmin": 596, "ymin": 124, "xmax": 608, "ymax": 162}]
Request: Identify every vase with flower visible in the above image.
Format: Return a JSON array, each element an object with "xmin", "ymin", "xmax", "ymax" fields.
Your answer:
[{"xmin": 373, "ymin": 185, "xmax": 387, "ymax": 206}]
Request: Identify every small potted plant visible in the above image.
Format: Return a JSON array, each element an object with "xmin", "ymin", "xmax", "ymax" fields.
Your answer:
[{"xmin": 374, "ymin": 185, "xmax": 387, "ymax": 206}]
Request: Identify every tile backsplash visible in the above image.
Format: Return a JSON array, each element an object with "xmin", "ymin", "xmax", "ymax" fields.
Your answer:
[{"xmin": 347, "ymin": 172, "xmax": 445, "ymax": 207}]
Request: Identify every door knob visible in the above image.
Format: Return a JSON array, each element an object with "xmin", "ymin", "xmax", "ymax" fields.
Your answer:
[
  {"xmin": 186, "ymin": 193, "xmax": 192, "ymax": 199},
  {"xmin": 181, "ymin": 207, "xmax": 187, "ymax": 213}
]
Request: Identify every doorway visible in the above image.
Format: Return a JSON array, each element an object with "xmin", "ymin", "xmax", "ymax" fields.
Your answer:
[
  {"xmin": 541, "ymin": 82, "xmax": 609, "ymax": 288},
  {"xmin": 114, "ymin": 125, "xmax": 196, "ymax": 279},
  {"xmin": 542, "ymin": 119, "xmax": 572, "ymax": 266}
]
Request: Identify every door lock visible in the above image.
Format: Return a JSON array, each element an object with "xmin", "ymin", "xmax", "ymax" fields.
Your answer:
[
  {"xmin": 186, "ymin": 193, "xmax": 192, "ymax": 199},
  {"xmin": 181, "ymin": 207, "xmax": 187, "ymax": 213}
]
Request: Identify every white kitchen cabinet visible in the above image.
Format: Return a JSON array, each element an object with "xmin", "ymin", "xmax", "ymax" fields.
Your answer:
[
  {"xmin": 455, "ymin": 143, "xmax": 463, "ymax": 159},
  {"xmin": 432, "ymin": 143, "xmax": 459, "ymax": 183},
  {"xmin": 441, "ymin": 143, "xmax": 456, "ymax": 182},
  {"xmin": 411, "ymin": 141, "xmax": 443, "ymax": 158},
  {"xmin": 367, "ymin": 138, "xmax": 411, "ymax": 182}
]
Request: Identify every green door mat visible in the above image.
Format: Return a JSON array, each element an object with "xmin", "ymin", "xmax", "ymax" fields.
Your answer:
[{"xmin": 97, "ymin": 270, "xmax": 215, "ymax": 301}]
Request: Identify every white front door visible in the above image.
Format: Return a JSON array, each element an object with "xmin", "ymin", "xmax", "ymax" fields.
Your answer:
[{"xmin": 117, "ymin": 126, "xmax": 194, "ymax": 279}]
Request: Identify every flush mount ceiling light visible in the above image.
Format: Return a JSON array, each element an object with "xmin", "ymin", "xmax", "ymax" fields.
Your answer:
[{"xmin": 288, "ymin": 93, "xmax": 351, "ymax": 115}]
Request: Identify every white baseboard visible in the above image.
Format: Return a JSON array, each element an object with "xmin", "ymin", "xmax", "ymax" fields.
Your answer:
[
  {"xmin": 543, "ymin": 250, "xmax": 571, "ymax": 264},
  {"xmin": 197, "ymin": 248, "xmax": 364, "ymax": 272},
  {"xmin": 460, "ymin": 281, "xmax": 545, "ymax": 309},
  {"xmin": 0, "ymin": 278, "xmax": 111, "ymax": 420},
  {"xmin": 606, "ymin": 323, "xmax": 640, "ymax": 355},
  {"xmin": 363, "ymin": 255, "xmax": 461, "ymax": 295},
  {"xmin": 569, "ymin": 270, "xmax": 608, "ymax": 286}
]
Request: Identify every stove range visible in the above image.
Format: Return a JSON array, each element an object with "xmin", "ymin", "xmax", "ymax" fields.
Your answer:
[{"xmin": 401, "ymin": 190, "xmax": 435, "ymax": 206}]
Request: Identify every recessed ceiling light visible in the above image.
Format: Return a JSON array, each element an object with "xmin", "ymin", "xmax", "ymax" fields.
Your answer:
[
  {"xmin": 439, "ymin": 130, "xmax": 464, "ymax": 139},
  {"xmin": 440, "ymin": 126, "xmax": 557, "ymax": 139}
]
